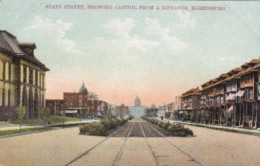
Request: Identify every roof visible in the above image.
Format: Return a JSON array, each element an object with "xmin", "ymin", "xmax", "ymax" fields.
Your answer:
[
  {"xmin": 202, "ymin": 59, "xmax": 260, "ymax": 91},
  {"xmin": 0, "ymin": 30, "xmax": 49, "ymax": 71},
  {"xmin": 79, "ymin": 82, "xmax": 88, "ymax": 94},
  {"xmin": 182, "ymin": 87, "xmax": 201, "ymax": 97}
]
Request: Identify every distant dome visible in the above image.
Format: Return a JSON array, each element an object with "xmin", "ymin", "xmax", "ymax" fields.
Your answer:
[
  {"xmin": 134, "ymin": 96, "xmax": 141, "ymax": 107},
  {"xmin": 79, "ymin": 82, "xmax": 88, "ymax": 94}
]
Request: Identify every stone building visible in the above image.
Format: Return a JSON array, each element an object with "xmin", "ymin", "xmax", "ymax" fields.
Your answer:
[
  {"xmin": 128, "ymin": 96, "xmax": 147, "ymax": 118},
  {"xmin": 0, "ymin": 30, "xmax": 49, "ymax": 120}
]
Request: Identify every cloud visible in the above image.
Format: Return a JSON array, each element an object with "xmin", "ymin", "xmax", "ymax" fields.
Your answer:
[
  {"xmin": 145, "ymin": 17, "xmax": 187, "ymax": 51},
  {"xmin": 93, "ymin": 17, "xmax": 188, "ymax": 56},
  {"xmin": 97, "ymin": 17, "xmax": 158, "ymax": 53},
  {"xmin": 103, "ymin": 17, "xmax": 134, "ymax": 38},
  {"xmin": 25, "ymin": 16, "xmax": 80, "ymax": 55},
  {"xmin": 176, "ymin": 11, "xmax": 196, "ymax": 29}
]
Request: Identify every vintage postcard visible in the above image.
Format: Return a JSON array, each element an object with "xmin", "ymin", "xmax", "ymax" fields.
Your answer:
[{"xmin": 1, "ymin": 0, "xmax": 260, "ymax": 165}]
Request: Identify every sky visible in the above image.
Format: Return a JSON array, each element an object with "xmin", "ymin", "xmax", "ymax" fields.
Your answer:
[{"xmin": 1, "ymin": 0, "xmax": 260, "ymax": 106}]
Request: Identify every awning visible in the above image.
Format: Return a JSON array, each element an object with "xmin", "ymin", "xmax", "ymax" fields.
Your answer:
[
  {"xmin": 227, "ymin": 106, "xmax": 233, "ymax": 114},
  {"xmin": 235, "ymin": 90, "xmax": 245, "ymax": 97},
  {"xmin": 226, "ymin": 93, "xmax": 236, "ymax": 101},
  {"xmin": 64, "ymin": 110, "xmax": 78, "ymax": 114}
]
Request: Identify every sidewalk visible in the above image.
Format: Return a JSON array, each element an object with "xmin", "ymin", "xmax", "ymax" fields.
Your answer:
[
  {"xmin": 162, "ymin": 119, "xmax": 260, "ymax": 135},
  {"xmin": 0, "ymin": 119, "xmax": 100, "ymax": 131}
]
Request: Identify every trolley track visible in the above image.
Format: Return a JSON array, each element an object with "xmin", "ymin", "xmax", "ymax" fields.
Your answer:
[
  {"xmin": 64, "ymin": 123, "xmax": 134, "ymax": 166},
  {"xmin": 146, "ymin": 122, "xmax": 205, "ymax": 166},
  {"xmin": 65, "ymin": 121, "xmax": 203, "ymax": 166},
  {"xmin": 112, "ymin": 123, "xmax": 135, "ymax": 166},
  {"xmin": 139, "ymin": 122, "xmax": 159, "ymax": 166}
]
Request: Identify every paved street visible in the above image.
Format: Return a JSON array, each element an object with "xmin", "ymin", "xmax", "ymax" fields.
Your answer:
[{"xmin": 1, "ymin": 119, "xmax": 260, "ymax": 166}]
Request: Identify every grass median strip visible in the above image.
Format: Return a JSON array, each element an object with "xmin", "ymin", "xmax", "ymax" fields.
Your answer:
[
  {"xmin": 0, "ymin": 127, "xmax": 50, "ymax": 136},
  {"xmin": 0, "ymin": 123, "xmax": 86, "ymax": 137}
]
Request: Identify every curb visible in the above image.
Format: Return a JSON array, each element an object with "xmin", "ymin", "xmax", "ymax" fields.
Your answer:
[{"xmin": 171, "ymin": 121, "xmax": 260, "ymax": 137}]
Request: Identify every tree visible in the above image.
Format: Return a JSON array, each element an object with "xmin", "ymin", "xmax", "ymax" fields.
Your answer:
[
  {"xmin": 41, "ymin": 107, "xmax": 50, "ymax": 126},
  {"xmin": 18, "ymin": 105, "xmax": 26, "ymax": 130}
]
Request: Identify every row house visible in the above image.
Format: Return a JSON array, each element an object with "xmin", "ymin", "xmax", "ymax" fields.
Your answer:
[
  {"xmin": 200, "ymin": 74, "xmax": 227, "ymax": 124},
  {"xmin": 195, "ymin": 59, "xmax": 260, "ymax": 128},
  {"xmin": 180, "ymin": 87, "xmax": 200, "ymax": 121}
]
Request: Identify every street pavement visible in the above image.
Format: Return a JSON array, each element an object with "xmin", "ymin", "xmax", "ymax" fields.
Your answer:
[{"xmin": 1, "ymin": 119, "xmax": 260, "ymax": 166}]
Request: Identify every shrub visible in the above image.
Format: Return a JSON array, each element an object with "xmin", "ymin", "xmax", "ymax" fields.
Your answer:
[
  {"xmin": 110, "ymin": 119, "xmax": 117, "ymax": 128},
  {"xmin": 148, "ymin": 119, "xmax": 157, "ymax": 124},
  {"xmin": 80, "ymin": 122, "xmax": 105, "ymax": 136},
  {"xmin": 158, "ymin": 121, "xmax": 164, "ymax": 127},
  {"xmin": 167, "ymin": 124, "xmax": 193, "ymax": 137},
  {"xmin": 162, "ymin": 122, "xmax": 171, "ymax": 130},
  {"xmin": 116, "ymin": 118, "xmax": 123, "ymax": 125},
  {"xmin": 101, "ymin": 118, "xmax": 112, "ymax": 130}
]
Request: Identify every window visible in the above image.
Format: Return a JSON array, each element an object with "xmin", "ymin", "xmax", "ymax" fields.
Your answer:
[
  {"xmin": 23, "ymin": 66, "xmax": 27, "ymax": 83},
  {"xmin": 249, "ymin": 89, "xmax": 253, "ymax": 100},
  {"xmin": 258, "ymin": 71, "xmax": 260, "ymax": 83},
  {"xmin": 257, "ymin": 85, "xmax": 260, "ymax": 98},
  {"xmin": 8, "ymin": 89, "xmax": 10, "ymax": 106},
  {"xmin": 245, "ymin": 89, "xmax": 253, "ymax": 100},
  {"xmin": 8, "ymin": 64, "xmax": 11, "ymax": 81},
  {"xmin": 220, "ymin": 96, "xmax": 224, "ymax": 104},
  {"xmin": 2, "ymin": 89, "xmax": 5, "ymax": 106},
  {"xmin": 3, "ymin": 62, "xmax": 5, "ymax": 80},
  {"xmin": 29, "ymin": 68, "xmax": 33, "ymax": 84},
  {"xmin": 35, "ymin": 72, "xmax": 38, "ymax": 86}
]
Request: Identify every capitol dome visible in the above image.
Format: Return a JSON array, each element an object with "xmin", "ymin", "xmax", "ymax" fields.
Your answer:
[
  {"xmin": 79, "ymin": 82, "xmax": 88, "ymax": 94},
  {"xmin": 134, "ymin": 96, "xmax": 141, "ymax": 107}
]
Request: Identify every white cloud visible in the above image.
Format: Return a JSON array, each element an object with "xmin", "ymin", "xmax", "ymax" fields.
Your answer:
[
  {"xmin": 145, "ymin": 17, "xmax": 187, "ymax": 51},
  {"xmin": 98, "ymin": 17, "xmax": 158, "ymax": 53},
  {"xmin": 176, "ymin": 11, "xmax": 196, "ymax": 29},
  {"xmin": 103, "ymin": 17, "xmax": 134, "ymax": 39},
  {"xmin": 25, "ymin": 16, "xmax": 80, "ymax": 55}
]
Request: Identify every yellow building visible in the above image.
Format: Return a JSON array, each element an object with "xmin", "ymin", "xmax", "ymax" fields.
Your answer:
[{"xmin": 0, "ymin": 30, "xmax": 49, "ymax": 120}]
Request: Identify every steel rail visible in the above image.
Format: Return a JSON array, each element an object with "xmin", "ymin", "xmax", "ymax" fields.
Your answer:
[
  {"xmin": 64, "ymin": 123, "xmax": 131, "ymax": 166},
  {"xmin": 112, "ymin": 122, "xmax": 135, "ymax": 166},
  {"xmin": 139, "ymin": 122, "xmax": 159, "ymax": 166},
  {"xmin": 146, "ymin": 122, "xmax": 205, "ymax": 166}
]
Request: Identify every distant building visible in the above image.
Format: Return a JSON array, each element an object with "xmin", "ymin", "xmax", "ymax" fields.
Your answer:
[
  {"xmin": 157, "ymin": 105, "xmax": 167, "ymax": 118},
  {"xmin": 116, "ymin": 104, "xmax": 129, "ymax": 118},
  {"xmin": 45, "ymin": 99, "xmax": 63, "ymax": 116},
  {"xmin": 128, "ymin": 96, "xmax": 147, "ymax": 117},
  {"xmin": 46, "ymin": 82, "xmax": 110, "ymax": 117},
  {"xmin": 63, "ymin": 82, "xmax": 88, "ymax": 116},
  {"xmin": 134, "ymin": 96, "xmax": 141, "ymax": 106},
  {"xmin": 0, "ymin": 30, "xmax": 49, "ymax": 120}
]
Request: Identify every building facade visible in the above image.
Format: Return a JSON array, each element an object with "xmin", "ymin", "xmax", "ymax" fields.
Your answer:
[
  {"xmin": 0, "ymin": 30, "xmax": 49, "ymax": 120},
  {"xmin": 128, "ymin": 96, "xmax": 146, "ymax": 118},
  {"xmin": 182, "ymin": 59, "xmax": 260, "ymax": 129},
  {"xmin": 45, "ymin": 99, "xmax": 64, "ymax": 116},
  {"xmin": 46, "ymin": 82, "xmax": 111, "ymax": 117}
]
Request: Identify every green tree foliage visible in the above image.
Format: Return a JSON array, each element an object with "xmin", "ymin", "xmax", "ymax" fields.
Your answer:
[
  {"xmin": 18, "ymin": 105, "xmax": 26, "ymax": 130},
  {"xmin": 41, "ymin": 107, "xmax": 50, "ymax": 126}
]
